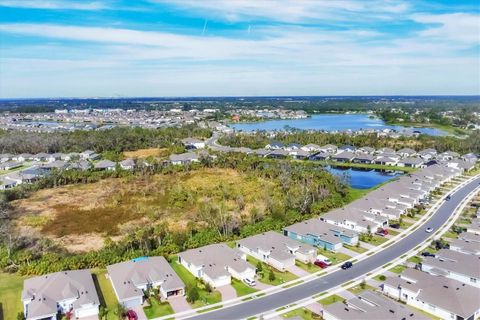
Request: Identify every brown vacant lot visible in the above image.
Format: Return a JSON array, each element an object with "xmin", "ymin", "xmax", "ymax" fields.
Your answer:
[{"xmin": 13, "ymin": 168, "xmax": 278, "ymax": 251}]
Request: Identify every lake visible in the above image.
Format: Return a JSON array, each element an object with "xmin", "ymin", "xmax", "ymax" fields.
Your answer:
[
  {"xmin": 230, "ymin": 114, "xmax": 447, "ymax": 136},
  {"xmin": 325, "ymin": 165, "xmax": 402, "ymax": 189}
]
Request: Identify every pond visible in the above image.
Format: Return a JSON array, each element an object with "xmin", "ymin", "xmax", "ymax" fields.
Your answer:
[
  {"xmin": 229, "ymin": 114, "xmax": 447, "ymax": 136},
  {"xmin": 325, "ymin": 165, "xmax": 402, "ymax": 189}
]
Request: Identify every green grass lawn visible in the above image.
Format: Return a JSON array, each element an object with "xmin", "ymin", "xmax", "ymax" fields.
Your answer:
[
  {"xmin": 143, "ymin": 297, "xmax": 174, "ymax": 319},
  {"xmin": 246, "ymin": 256, "xmax": 298, "ymax": 286},
  {"xmin": 169, "ymin": 260, "xmax": 222, "ymax": 308},
  {"xmin": 443, "ymin": 231, "xmax": 458, "ymax": 239},
  {"xmin": 282, "ymin": 307, "xmax": 321, "ymax": 319},
  {"xmin": 231, "ymin": 278, "xmax": 258, "ymax": 296},
  {"xmin": 92, "ymin": 269, "xmax": 119, "ymax": 320},
  {"xmin": 386, "ymin": 228, "xmax": 399, "ymax": 236},
  {"xmin": 361, "ymin": 235, "xmax": 388, "ymax": 246},
  {"xmin": 407, "ymin": 256, "xmax": 422, "ymax": 264},
  {"xmin": 347, "ymin": 283, "xmax": 376, "ymax": 295},
  {"xmin": 318, "ymin": 294, "xmax": 345, "ymax": 306},
  {"xmin": 0, "ymin": 272, "xmax": 25, "ymax": 320},
  {"xmin": 389, "ymin": 265, "xmax": 407, "ymax": 274},
  {"xmin": 373, "ymin": 274, "xmax": 387, "ymax": 282},
  {"xmin": 343, "ymin": 244, "xmax": 368, "ymax": 254},
  {"xmin": 316, "ymin": 249, "xmax": 351, "ymax": 265},
  {"xmin": 295, "ymin": 260, "xmax": 320, "ymax": 273}
]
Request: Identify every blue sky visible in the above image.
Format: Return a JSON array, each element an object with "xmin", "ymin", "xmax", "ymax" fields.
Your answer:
[{"xmin": 0, "ymin": 0, "xmax": 479, "ymax": 98}]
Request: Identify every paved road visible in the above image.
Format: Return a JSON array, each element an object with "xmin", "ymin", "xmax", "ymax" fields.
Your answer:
[{"xmin": 189, "ymin": 176, "xmax": 480, "ymax": 320}]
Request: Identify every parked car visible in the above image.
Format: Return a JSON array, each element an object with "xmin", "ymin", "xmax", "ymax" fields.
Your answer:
[
  {"xmin": 316, "ymin": 254, "xmax": 332, "ymax": 266},
  {"xmin": 244, "ymin": 278, "xmax": 256, "ymax": 287},
  {"xmin": 390, "ymin": 223, "xmax": 400, "ymax": 229},
  {"xmin": 341, "ymin": 261, "xmax": 353, "ymax": 270},
  {"xmin": 314, "ymin": 260, "xmax": 329, "ymax": 269},
  {"xmin": 376, "ymin": 228, "xmax": 389, "ymax": 236},
  {"xmin": 446, "ymin": 195, "xmax": 451, "ymax": 201},
  {"xmin": 425, "ymin": 227, "xmax": 433, "ymax": 233},
  {"xmin": 421, "ymin": 252, "xmax": 435, "ymax": 257}
]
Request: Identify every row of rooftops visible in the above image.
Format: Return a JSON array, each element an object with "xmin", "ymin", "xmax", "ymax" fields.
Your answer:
[
  {"xmin": 321, "ymin": 164, "xmax": 462, "ymax": 231},
  {"xmin": 324, "ymin": 290, "xmax": 430, "ymax": 320},
  {"xmin": 384, "ymin": 268, "xmax": 480, "ymax": 319}
]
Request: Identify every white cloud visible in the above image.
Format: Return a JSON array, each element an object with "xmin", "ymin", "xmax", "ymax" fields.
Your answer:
[
  {"xmin": 411, "ymin": 13, "xmax": 480, "ymax": 44},
  {"xmin": 155, "ymin": 0, "xmax": 410, "ymax": 23},
  {"xmin": 0, "ymin": 0, "xmax": 107, "ymax": 10}
]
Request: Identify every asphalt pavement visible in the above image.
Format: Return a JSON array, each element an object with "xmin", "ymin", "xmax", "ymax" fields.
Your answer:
[{"xmin": 189, "ymin": 176, "xmax": 480, "ymax": 320}]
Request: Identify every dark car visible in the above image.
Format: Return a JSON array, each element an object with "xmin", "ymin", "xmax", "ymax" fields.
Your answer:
[
  {"xmin": 421, "ymin": 252, "xmax": 435, "ymax": 257},
  {"xmin": 341, "ymin": 261, "xmax": 353, "ymax": 270},
  {"xmin": 446, "ymin": 195, "xmax": 451, "ymax": 201},
  {"xmin": 390, "ymin": 223, "xmax": 400, "ymax": 229},
  {"xmin": 314, "ymin": 260, "xmax": 329, "ymax": 269}
]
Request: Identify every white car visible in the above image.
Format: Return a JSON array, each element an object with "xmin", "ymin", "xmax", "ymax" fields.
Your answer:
[
  {"xmin": 316, "ymin": 254, "xmax": 332, "ymax": 266},
  {"xmin": 425, "ymin": 227, "xmax": 433, "ymax": 233},
  {"xmin": 244, "ymin": 278, "xmax": 256, "ymax": 287}
]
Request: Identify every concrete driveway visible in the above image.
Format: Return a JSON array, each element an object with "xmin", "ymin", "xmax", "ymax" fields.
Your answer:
[
  {"xmin": 286, "ymin": 264, "xmax": 310, "ymax": 277},
  {"xmin": 168, "ymin": 296, "xmax": 192, "ymax": 313},
  {"xmin": 217, "ymin": 284, "xmax": 237, "ymax": 301}
]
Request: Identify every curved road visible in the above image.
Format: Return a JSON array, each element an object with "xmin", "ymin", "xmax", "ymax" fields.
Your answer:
[{"xmin": 190, "ymin": 175, "xmax": 480, "ymax": 320}]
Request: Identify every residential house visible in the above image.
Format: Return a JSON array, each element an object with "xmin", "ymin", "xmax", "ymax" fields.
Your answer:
[
  {"xmin": 374, "ymin": 156, "xmax": 399, "ymax": 166},
  {"xmin": 338, "ymin": 145, "xmax": 356, "ymax": 153},
  {"xmin": 467, "ymin": 218, "xmax": 480, "ymax": 234},
  {"xmin": 33, "ymin": 153, "xmax": 48, "ymax": 162},
  {"xmin": 178, "ymin": 244, "xmax": 256, "ymax": 288},
  {"xmin": 68, "ymin": 160, "xmax": 91, "ymax": 171},
  {"xmin": 417, "ymin": 148, "xmax": 437, "ymax": 160},
  {"xmin": 15, "ymin": 153, "xmax": 33, "ymax": 162},
  {"xmin": 352, "ymin": 153, "xmax": 375, "ymax": 164},
  {"xmin": 357, "ymin": 146, "xmax": 375, "ymax": 154},
  {"xmin": 397, "ymin": 157, "xmax": 424, "ymax": 168},
  {"xmin": 81, "ymin": 150, "xmax": 100, "ymax": 160},
  {"xmin": 319, "ymin": 144, "xmax": 337, "ymax": 154},
  {"xmin": 331, "ymin": 151, "xmax": 356, "ymax": 163},
  {"xmin": 376, "ymin": 147, "xmax": 395, "ymax": 155},
  {"xmin": 284, "ymin": 218, "xmax": 358, "ymax": 251},
  {"xmin": 120, "ymin": 158, "xmax": 135, "ymax": 170},
  {"xmin": 462, "ymin": 153, "xmax": 478, "ymax": 163},
  {"xmin": 22, "ymin": 269, "xmax": 100, "ymax": 320},
  {"xmin": 265, "ymin": 140, "xmax": 285, "ymax": 150},
  {"xmin": 266, "ymin": 149, "xmax": 289, "ymax": 159},
  {"xmin": 449, "ymin": 238, "xmax": 480, "ymax": 256},
  {"xmin": 397, "ymin": 148, "xmax": 416, "ymax": 158},
  {"xmin": 383, "ymin": 268, "xmax": 480, "ymax": 320},
  {"xmin": 323, "ymin": 291, "xmax": 429, "ymax": 320},
  {"xmin": 236, "ymin": 231, "xmax": 316, "ymax": 271},
  {"xmin": 0, "ymin": 178, "xmax": 17, "ymax": 190},
  {"xmin": 107, "ymin": 256, "xmax": 185, "ymax": 308},
  {"xmin": 181, "ymin": 137, "xmax": 205, "ymax": 149},
  {"xmin": 288, "ymin": 149, "xmax": 310, "ymax": 160},
  {"xmin": 301, "ymin": 144, "xmax": 321, "ymax": 152},
  {"xmin": 0, "ymin": 153, "xmax": 13, "ymax": 162},
  {"xmin": 437, "ymin": 151, "xmax": 460, "ymax": 161},
  {"xmin": 284, "ymin": 143, "xmax": 302, "ymax": 151},
  {"xmin": 420, "ymin": 249, "xmax": 480, "ymax": 288},
  {"xmin": 169, "ymin": 152, "xmax": 203, "ymax": 165},
  {"xmin": 0, "ymin": 161, "xmax": 22, "ymax": 171},
  {"xmin": 322, "ymin": 206, "xmax": 388, "ymax": 233},
  {"xmin": 94, "ymin": 160, "xmax": 116, "ymax": 171}
]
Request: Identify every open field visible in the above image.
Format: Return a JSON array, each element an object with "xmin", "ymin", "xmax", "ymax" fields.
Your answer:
[
  {"xmin": 0, "ymin": 272, "xmax": 25, "ymax": 320},
  {"xmin": 123, "ymin": 147, "xmax": 168, "ymax": 158},
  {"xmin": 12, "ymin": 168, "xmax": 279, "ymax": 251}
]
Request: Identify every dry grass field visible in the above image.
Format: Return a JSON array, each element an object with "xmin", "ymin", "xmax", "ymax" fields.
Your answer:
[
  {"xmin": 123, "ymin": 147, "xmax": 168, "ymax": 158},
  {"xmin": 12, "ymin": 168, "xmax": 278, "ymax": 252}
]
